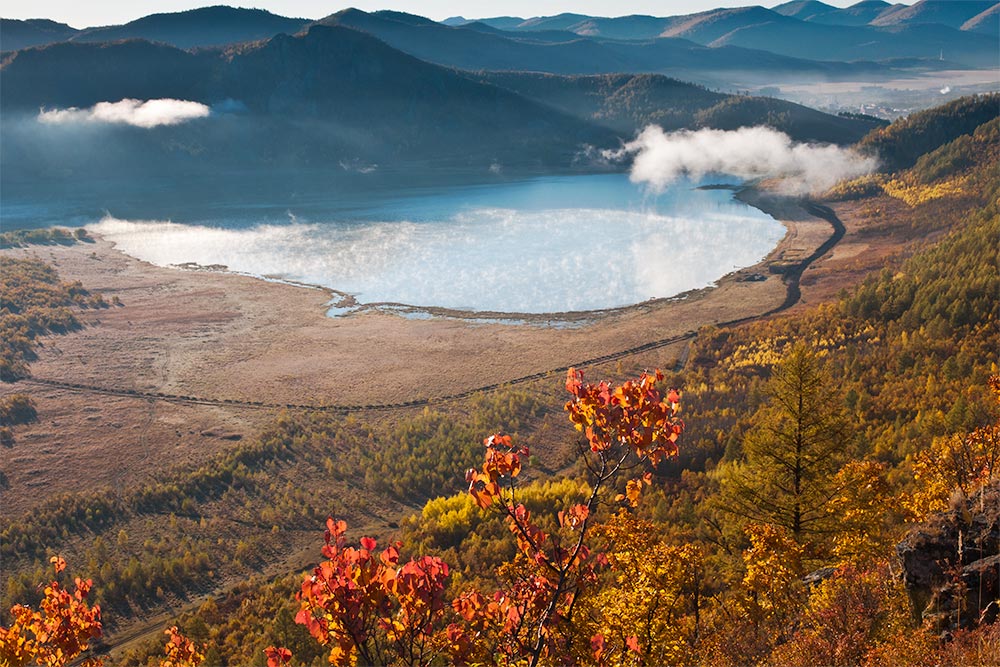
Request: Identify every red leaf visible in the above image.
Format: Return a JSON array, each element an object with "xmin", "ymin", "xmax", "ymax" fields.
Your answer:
[
  {"xmin": 265, "ymin": 646, "xmax": 293, "ymax": 667},
  {"xmin": 591, "ymin": 633, "xmax": 606, "ymax": 660},
  {"xmin": 50, "ymin": 555, "xmax": 67, "ymax": 574}
]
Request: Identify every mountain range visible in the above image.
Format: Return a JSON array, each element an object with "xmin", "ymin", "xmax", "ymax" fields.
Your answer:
[
  {"xmin": 450, "ymin": 0, "xmax": 998, "ymax": 36},
  {"xmin": 0, "ymin": 25, "xmax": 616, "ymax": 172},
  {"xmin": 4, "ymin": 1, "xmax": 998, "ymax": 66},
  {"xmin": 316, "ymin": 8, "xmax": 893, "ymax": 81},
  {"xmin": 0, "ymin": 21, "xmax": 880, "ymax": 155},
  {"xmin": 0, "ymin": 1, "xmax": 991, "ymax": 197},
  {"xmin": 449, "ymin": 1, "xmax": 997, "ymax": 66}
]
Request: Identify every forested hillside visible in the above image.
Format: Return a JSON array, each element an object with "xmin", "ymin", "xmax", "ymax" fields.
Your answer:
[
  {"xmin": 2, "ymin": 97, "xmax": 998, "ymax": 666},
  {"xmin": 858, "ymin": 93, "xmax": 1000, "ymax": 171},
  {"xmin": 474, "ymin": 71, "xmax": 879, "ymax": 142}
]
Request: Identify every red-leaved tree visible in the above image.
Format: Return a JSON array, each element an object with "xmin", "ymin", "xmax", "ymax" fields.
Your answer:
[
  {"xmin": 0, "ymin": 557, "xmax": 103, "ymax": 667},
  {"xmin": 280, "ymin": 367, "xmax": 682, "ymax": 667},
  {"xmin": 453, "ymin": 368, "xmax": 683, "ymax": 666},
  {"xmin": 293, "ymin": 518, "xmax": 451, "ymax": 666}
]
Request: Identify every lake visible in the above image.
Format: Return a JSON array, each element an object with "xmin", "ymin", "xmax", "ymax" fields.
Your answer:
[{"xmin": 44, "ymin": 173, "xmax": 787, "ymax": 315}]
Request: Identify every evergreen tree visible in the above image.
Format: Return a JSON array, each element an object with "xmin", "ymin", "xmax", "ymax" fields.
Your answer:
[{"xmin": 720, "ymin": 345, "xmax": 852, "ymax": 543}]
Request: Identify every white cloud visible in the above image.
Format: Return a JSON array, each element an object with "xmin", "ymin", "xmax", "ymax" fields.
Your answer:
[
  {"xmin": 38, "ymin": 98, "xmax": 211, "ymax": 128},
  {"xmin": 607, "ymin": 125, "xmax": 877, "ymax": 195}
]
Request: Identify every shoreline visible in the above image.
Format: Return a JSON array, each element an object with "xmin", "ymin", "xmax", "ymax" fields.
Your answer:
[
  {"xmin": 28, "ymin": 186, "xmax": 832, "ymax": 413},
  {"xmin": 89, "ymin": 182, "xmax": 804, "ymax": 325},
  {"xmin": 0, "ymin": 186, "xmax": 834, "ymax": 516}
]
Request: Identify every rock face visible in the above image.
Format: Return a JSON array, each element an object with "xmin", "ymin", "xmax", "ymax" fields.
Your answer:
[{"xmin": 898, "ymin": 481, "xmax": 1000, "ymax": 632}]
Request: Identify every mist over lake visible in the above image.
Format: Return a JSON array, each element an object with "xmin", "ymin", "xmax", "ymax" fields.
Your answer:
[{"xmin": 83, "ymin": 174, "xmax": 784, "ymax": 315}]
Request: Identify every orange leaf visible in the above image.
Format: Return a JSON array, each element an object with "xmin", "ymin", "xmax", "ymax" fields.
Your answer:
[
  {"xmin": 50, "ymin": 555, "xmax": 67, "ymax": 574},
  {"xmin": 591, "ymin": 633, "xmax": 606, "ymax": 660},
  {"xmin": 265, "ymin": 646, "xmax": 293, "ymax": 667},
  {"xmin": 625, "ymin": 479, "xmax": 643, "ymax": 507}
]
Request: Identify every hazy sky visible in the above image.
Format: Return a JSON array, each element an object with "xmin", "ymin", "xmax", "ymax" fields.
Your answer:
[{"xmin": 4, "ymin": 1, "xmax": 917, "ymax": 28}]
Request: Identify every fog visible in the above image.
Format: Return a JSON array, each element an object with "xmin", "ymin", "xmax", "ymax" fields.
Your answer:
[
  {"xmin": 87, "ymin": 178, "xmax": 785, "ymax": 315},
  {"xmin": 611, "ymin": 125, "xmax": 877, "ymax": 195},
  {"xmin": 38, "ymin": 98, "xmax": 212, "ymax": 129}
]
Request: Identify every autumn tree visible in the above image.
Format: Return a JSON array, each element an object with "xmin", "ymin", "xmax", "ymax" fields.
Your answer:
[
  {"xmin": 289, "ymin": 367, "xmax": 683, "ymax": 667},
  {"xmin": 825, "ymin": 460, "xmax": 895, "ymax": 565},
  {"xmin": 584, "ymin": 511, "xmax": 703, "ymax": 666},
  {"xmin": 905, "ymin": 376, "xmax": 1000, "ymax": 521},
  {"xmin": 454, "ymin": 368, "xmax": 683, "ymax": 666},
  {"xmin": 293, "ymin": 518, "xmax": 452, "ymax": 666},
  {"xmin": 0, "ymin": 557, "xmax": 103, "ymax": 667},
  {"xmin": 718, "ymin": 345, "xmax": 852, "ymax": 547},
  {"xmin": 767, "ymin": 563, "xmax": 913, "ymax": 667},
  {"xmin": 159, "ymin": 626, "xmax": 205, "ymax": 667},
  {"xmin": 695, "ymin": 522, "xmax": 804, "ymax": 666}
]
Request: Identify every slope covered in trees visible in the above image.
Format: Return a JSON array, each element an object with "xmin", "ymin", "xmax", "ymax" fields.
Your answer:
[
  {"xmin": 475, "ymin": 71, "xmax": 879, "ymax": 143},
  {"xmin": 858, "ymin": 93, "xmax": 1000, "ymax": 171}
]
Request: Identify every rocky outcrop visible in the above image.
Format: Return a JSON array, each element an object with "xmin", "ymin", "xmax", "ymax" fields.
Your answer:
[{"xmin": 898, "ymin": 481, "xmax": 1000, "ymax": 632}]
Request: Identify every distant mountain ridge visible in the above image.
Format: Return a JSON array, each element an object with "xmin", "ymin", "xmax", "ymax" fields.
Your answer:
[
  {"xmin": 1, "ymin": 24, "xmax": 615, "ymax": 166},
  {"xmin": 0, "ymin": 2, "xmax": 992, "ymax": 183},
  {"xmin": 1, "ymin": 18, "xmax": 79, "ymax": 51},
  {"xmin": 703, "ymin": 13, "xmax": 996, "ymax": 65},
  {"xmin": 462, "ymin": 1, "xmax": 998, "ymax": 35},
  {"xmin": 316, "ymin": 8, "xmax": 894, "ymax": 79},
  {"xmin": 1, "ymin": 20, "xmax": 874, "ymax": 141},
  {"xmin": 4, "ymin": 2, "xmax": 997, "ymax": 69},
  {"xmin": 473, "ymin": 71, "xmax": 879, "ymax": 143},
  {"xmin": 772, "ymin": 0, "xmax": 839, "ymax": 20},
  {"xmin": 961, "ymin": 3, "xmax": 1000, "ymax": 34},
  {"xmin": 1, "ymin": 19, "xmax": 881, "ymax": 196},
  {"xmin": 70, "ymin": 6, "xmax": 310, "ymax": 49},
  {"xmin": 870, "ymin": 0, "xmax": 995, "ymax": 28},
  {"xmin": 463, "ymin": 2, "xmax": 997, "ymax": 66},
  {"xmin": 0, "ymin": 6, "xmax": 308, "ymax": 52}
]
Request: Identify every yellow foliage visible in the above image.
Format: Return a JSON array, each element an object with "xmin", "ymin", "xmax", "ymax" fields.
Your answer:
[
  {"xmin": 769, "ymin": 564, "xmax": 914, "ymax": 667},
  {"xmin": 723, "ymin": 316, "xmax": 864, "ymax": 373},
  {"xmin": 824, "ymin": 175, "xmax": 885, "ymax": 201},
  {"xmin": 904, "ymin": 376, "xmax": 1000, "ymax": 522},
  {"xmin": 421, "ymin": 492, "xmax": 480, "ymax": 534},
  {"xmin": 881, "ymin": 174, "xmax": 971, "ymax": 206},
  {"xmin": 741, "ymin": 524, "xmax": 805, "ymax": 622},
  {"xmin": 826, "ymin": 460, "xmax": 896, "ymax": 565},
  {"xmin": 584, "ymin": 512, "xmax": 702, "ymax": 666}
]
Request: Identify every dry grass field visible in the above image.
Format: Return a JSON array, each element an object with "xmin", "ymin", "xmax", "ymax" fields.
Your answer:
[{"xmin": 0, "ymin": 189, "xmax": 926, "ymax": 519}]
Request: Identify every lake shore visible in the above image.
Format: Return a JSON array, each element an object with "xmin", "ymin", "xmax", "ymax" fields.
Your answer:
[{"xmin": 0, "ymin": 187, "xmax": 832, "ymax": 515}]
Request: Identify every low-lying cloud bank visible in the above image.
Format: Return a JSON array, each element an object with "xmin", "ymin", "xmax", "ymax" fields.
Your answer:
[
  {"xmin": 608, "ymin": 125, "xmax": 877, "ymax": 195},
  {"xmin": 38, "ymin": 98, "xmax": 211, "ymax": 128}
]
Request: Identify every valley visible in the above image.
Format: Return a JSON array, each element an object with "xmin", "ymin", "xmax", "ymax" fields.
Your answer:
[{"xmin": 0, "ymin": 1, "xmax": 998, "ymax": 665}]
